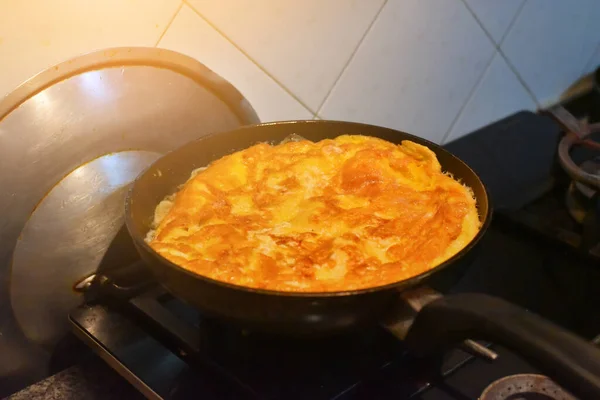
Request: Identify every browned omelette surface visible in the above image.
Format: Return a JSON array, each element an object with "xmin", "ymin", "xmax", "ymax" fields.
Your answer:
[{"xmin": 147, "ymin": 135, "xmax": 480, "ymax": 292}]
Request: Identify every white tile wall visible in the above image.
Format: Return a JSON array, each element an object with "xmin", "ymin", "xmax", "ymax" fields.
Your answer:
[
  {"xmin": 186, "ymin": 0, "xmax": 386, "ymax": 112},
  {"xmin": 2, "ymin": 0, "xmax": 600, "ymax": 142},
  {"xmin": 463, "ymin": 0, "xmax": 525, "ymax": 44},
  {"xmin": 583, "ymin": 44, "xmax": 600, "ymax": 75},
  {"xmin": 318, "ymin": 0, "xmax": 496, "ymax": 143},
  {"xmin": 158, "ymin": 5, "xmax": 312, "ymax": 122},
  {"xmin": 445, "ymin": 52, "xmax": 537, "ymax": 143},
  {"xmin": 0, "ymin": 0, "xmax": 180, "ymax": 99},
  {"xmin": 501, "ymin": 0, "xmax": 600, "ymax": 106}
]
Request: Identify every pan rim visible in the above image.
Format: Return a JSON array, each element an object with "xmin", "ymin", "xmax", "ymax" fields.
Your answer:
[{"xmin": 125, "ymin": 119, "xmax": 492, "ymax": 298}]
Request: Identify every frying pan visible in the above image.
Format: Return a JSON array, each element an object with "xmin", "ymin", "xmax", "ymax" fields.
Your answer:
[{"xmin": 124, "ymin": 120, "xmax": 600, "ymax": 399}]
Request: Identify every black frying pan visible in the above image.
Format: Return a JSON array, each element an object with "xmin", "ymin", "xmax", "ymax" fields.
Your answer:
[{"xmin": 124, "ymin": 120, "xmax": 600, "ymax": 399}]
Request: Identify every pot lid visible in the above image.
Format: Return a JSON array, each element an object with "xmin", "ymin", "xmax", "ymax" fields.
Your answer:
[{"xmin": 0, "ymin": 47, "xmax": 258, "ymax": 390}]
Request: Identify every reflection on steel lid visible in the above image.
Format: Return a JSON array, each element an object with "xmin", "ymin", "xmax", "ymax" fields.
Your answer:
[{"xmin": 0, "ymin": 47, "xmax": 259, "ymax": 394}]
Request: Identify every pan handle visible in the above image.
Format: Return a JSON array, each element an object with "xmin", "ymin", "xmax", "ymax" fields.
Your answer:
[
  {"xmin": 80, "ymin": 260, "xmax": 154, "ymax": 302},
  {"xmin": 405, "ymin": 293, "xmax": 600, "ymax": 400},
  {"xmin": 380, "ymin": 287, "xmax": 497, "ymax": 361}
]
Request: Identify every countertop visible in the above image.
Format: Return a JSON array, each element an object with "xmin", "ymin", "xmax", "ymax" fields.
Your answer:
[{"xmin": 4, "ymin": 355, "xmax": 143, "ymax": 400}]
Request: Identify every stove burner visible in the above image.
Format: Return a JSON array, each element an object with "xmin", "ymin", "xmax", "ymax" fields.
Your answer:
[
  {"xmin": 479, "ymin": 374, "xmax": 575, "ymax": 400},
  {"xmin": 557, "ymin": 130, "xmax": 600, "ymax": 191},
  {"xmin": 496, "ymin": 150, "xmax": 600, "ymax": 261}
]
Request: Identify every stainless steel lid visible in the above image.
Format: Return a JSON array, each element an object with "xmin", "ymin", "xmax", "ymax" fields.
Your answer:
[{"xmin": 0, "ymin": 47, "xmax": 258, "ymax": 392}]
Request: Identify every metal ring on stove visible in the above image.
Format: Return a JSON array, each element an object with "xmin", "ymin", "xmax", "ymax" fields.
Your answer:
[{"xmin": 558, "ymin": 132, "xmax": 600, "ymax": 190}]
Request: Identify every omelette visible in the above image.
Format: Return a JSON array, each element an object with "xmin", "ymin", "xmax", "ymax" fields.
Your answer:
[{"xmin": 147, "ymin": 135, "xmax": 480, "ymax": 292}]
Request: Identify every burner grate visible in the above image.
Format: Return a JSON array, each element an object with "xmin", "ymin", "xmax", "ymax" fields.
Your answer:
[{"xmin": 70, "ymin": 283, "xmax": 480, "ymax": 400}]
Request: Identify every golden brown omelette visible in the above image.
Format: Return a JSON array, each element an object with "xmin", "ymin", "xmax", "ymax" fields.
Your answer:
[{"xmin": 147, "ymin": 135, "xmax": 480, "ymax": 292}]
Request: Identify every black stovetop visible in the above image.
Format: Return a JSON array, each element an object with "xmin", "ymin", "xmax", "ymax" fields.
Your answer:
[{"xmin": 65, "ymin": 112, "xmax": 600, "ymax": 400}]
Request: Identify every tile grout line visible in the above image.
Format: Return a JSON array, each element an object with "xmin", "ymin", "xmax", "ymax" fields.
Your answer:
[
  {"xmin": 498, "ymin": 0, "xmax": 527, "ymax": 47},
  {"xmin": 154, "ymin": 1, "xmax": 184, "ymax": 47},
  {"xmin": 497, "ymin": 48, "xmax": 539, "ymax": 107},
  {"xmin": 314, "ymin": 0, "xmax": 389, "ymax": 117},
  {"xmin": 442, "ymin": 0, "xmax": 533, "ymax": 144},
  {"xmin": 459, "ymin": 0, "xmax": 497, "ymax": 48},
  {"xmin": 440, "ymin": 0, "xmax": 500, "ymax": 144},
  {"xmin": 183, "ymin": 0, "xmax": 316, "ymax": 117},
  {"xmin": 493, "ymin": 0, "xmax": 539, "ymax": 108},
  {"xmin": 440, "ymin": 50, "xmax": 498, "ymax": 144}
]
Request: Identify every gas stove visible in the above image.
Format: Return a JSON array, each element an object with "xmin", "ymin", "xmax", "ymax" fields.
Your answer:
[
  {"xmin": 493, "ymin": 106, "xmax": 600, "ymax": 264},
  {"xmin": 67, "ymin": 216, "xmax": 599, "ymax": 400},
  {"xmin": 64, "ymin": 112, "xmax": 600, "ymax": 400},
  {"xmin": 70, "ymin": 284, "xmax": 473, "ymax": 399},
  {"xmin": 5, "ymin": 51, "xmax": 598, "ymax": 400}
]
